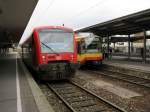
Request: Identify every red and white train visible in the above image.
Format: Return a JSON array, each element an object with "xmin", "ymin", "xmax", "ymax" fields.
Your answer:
[{"xmin": 21, "ymin": 26, "xmax": 77, "ymax": 80}]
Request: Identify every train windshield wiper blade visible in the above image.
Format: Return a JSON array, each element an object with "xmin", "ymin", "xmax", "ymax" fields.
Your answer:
[{"xmin": 41, "ymin": 42, "xmax": 59, "ymax": 55}]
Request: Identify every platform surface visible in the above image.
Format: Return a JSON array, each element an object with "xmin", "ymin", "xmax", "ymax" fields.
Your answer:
[
  {"xmin": 111, "ymin": 55, "xmax": 150, "ymax": 62},
  {"xmin": 104, "ymin": 57, "xmax": 150, "ymax": 73},
  {"xmin": 0, "ymin": 53, "xmax": 17, "ymax": 112},
  {"xmin": 0, "ymin": 53, "xmax": 39, "ymax": 112}
]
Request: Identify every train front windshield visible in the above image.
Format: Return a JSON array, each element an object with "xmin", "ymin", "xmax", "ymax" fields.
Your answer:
[
  {"xmin": 38, "ymin": 29, "xmax": 74, "ymax": 53},
  {"xmin": 86, "ymin": 41, "xmax": 101, "ymax": 53}
]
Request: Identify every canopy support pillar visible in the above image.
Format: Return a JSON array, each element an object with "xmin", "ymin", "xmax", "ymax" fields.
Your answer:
[
  {"xmin": 143, "ymin": 30, "xmax": 147, "ymax": 63},
  {"xmin": 128, "ymin": 35, "xmax": 131, "ymax": 59},
  {"xmin": 107, "ymin": 35, "xmax": 110, "ymax": 59}
]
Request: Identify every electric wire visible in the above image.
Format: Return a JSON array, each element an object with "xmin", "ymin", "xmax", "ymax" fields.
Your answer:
[
  {"xmin": 35, "ymin": 0, "xmax": 56, "ymax": 24},
  {"xmin": 62, "ymin": 0, "xmax": 109, "ymax": 24}
]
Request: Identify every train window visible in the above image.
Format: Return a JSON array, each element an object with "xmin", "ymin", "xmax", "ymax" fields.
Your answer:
[
  {"xmin": 86, "ymin": 41, "xmax": 100, "ymax": 53},
  {"xmin": 38, "ymin": 29, "xmax": 74, "ymax": 53},
  {"xmin": 80, "ymin": 41, "xmax": 86, "ymax": 54}
]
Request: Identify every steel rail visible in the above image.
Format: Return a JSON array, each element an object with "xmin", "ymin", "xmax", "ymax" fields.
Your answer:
[
  {"xmin": 47, "ymin": 83, "xmax": 76, "ymax": 112},
  {"xmin": 86, "ymin": 69, "xmax": 150, "ymax": 88},
  {"xmin": 101, "ymin": 69, "xmax": 150, "ymax": 88},
  {"xmin": 102, "ymin": 68, "xmax": 150, "ymax": 81},
  {"xmin": 70, "ymin": 81, "xmax": 127, "ymax": 112},
  {"xmin": 47, "ymin": 81, "xmax": 127, "ymax": 112}
]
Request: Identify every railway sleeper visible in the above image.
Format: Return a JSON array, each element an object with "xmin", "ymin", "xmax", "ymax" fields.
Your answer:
[
  {"xmin": 55, "ymin": 88, "xmax": 76, "ymax": 93},
  {"xmin": 69, "ymin": 98, "xmax": 96, "ymax": 104},
  {"xmin": 71, "ymin": 100, "xmax": 96, "ymax": 108},
  {"xmin": 61, "ymin": 91, "xmax": 76, "ymax": 95},
  {"xmin": 51, "ymin": 84, "xmax": 73, "ymax": 89},
  {"xmin": 66, "ymin": 95, "xmax": 90, "ymax": 100},
  {"xmin": 77, "ymin": 105, "xmax": 108, "ymax": 112},
  {"xmin": 66, "ymin": 97, "xmax": 94, "ymax": 103},
  {"xmin": 62, "ymin": 93, "xmax": 84, "ymax": 98}
]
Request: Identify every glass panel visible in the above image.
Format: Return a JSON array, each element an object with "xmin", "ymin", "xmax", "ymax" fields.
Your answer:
[
  {"xmin": 86, "ymin": 41, "xmax": 100, "ymax": 53},
  {"xmin": 38, "ymin": 29, "xmax": 74, "ymax": 53}
]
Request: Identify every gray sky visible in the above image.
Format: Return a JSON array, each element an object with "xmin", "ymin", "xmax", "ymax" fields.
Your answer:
[{"xmin": 19, "ymin": 0, "xmax": 150, "ymax": 44}]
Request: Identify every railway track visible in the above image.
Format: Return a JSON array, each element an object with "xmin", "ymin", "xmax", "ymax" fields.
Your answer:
[
  {"xmin": 47, "ymin": 81, "xmax": 127, "ymax": 112},
  {"xmin": 86, "ymin": 68, "xmax": 150, "ymax": 88}
]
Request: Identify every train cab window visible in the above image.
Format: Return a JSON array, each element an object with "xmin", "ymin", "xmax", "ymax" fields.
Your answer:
[
  {"xmin": 38, "ymin": 29, "xmax": 74, "ymax": 53},
  {"xmin": 80, "ymin": 40, "xmax": 86, "ymax": 54},
  {"xmin": 86, "ymin": 39, "xmax": 101, "ymax": 53}
]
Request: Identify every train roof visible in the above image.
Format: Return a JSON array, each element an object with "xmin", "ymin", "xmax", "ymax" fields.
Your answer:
[
  {"xmin": 20, "ymin": 26, "xmax": 74, "ymax": 46},
  {"xmin": 33, "ymin": 26, "xmax": 73, "ymax": 32}
]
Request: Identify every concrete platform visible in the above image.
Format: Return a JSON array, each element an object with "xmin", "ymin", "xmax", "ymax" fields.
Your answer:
[
  {"xmin": 0, "ymin": 53, "xmax": 17, "ymax": 112},
  {"xmin": 103, "ymin": 58, "xmax": 150, "ymax": 80},
  {"xmin": 0, "ymin": 52, "xmax": 55, "ymax": 112},
  {"xmin": 110, "ymin": 55, "xmax": 150, "ymax": 63}
]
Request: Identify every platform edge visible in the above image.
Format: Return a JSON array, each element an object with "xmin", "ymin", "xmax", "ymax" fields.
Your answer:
[{"xmin": 19, "ymin": 60, "xmax": 55, "ymax": 112}]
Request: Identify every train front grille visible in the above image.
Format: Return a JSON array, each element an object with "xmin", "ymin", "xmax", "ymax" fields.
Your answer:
[{"xmin": 48, "ymin": 61, "xmax": 69, "ymax": 72}]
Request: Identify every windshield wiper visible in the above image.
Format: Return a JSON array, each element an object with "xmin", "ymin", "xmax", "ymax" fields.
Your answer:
[{"xmin": 41, "ymin": 42, "xmax": 59, "ymax": 55}]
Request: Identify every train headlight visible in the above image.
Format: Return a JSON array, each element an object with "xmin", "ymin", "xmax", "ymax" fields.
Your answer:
[
  {"xmin": 42, "ymin": 55, "xmax": 46, "ymax": 63},
  {"xmin": 70, "ymin": 55, "xmax": 74, "ymax": 61},
  {"xmin": 42, "ymin": 55, "xmax": 45, "ymax": 59}
]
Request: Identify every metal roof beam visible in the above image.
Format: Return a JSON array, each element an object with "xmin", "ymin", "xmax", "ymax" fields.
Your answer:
[{"xmin": 122, "ymin": 20, "xmax": 148, "ymax": 30}]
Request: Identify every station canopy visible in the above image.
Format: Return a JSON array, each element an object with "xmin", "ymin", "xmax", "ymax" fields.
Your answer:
[
  {"xmin": 0, "ymin": 0, "xmax": 37, "ymax": 44},
  {"xmin": 76, "ymin": 9, "xmax": 150, "ymax": 37}
]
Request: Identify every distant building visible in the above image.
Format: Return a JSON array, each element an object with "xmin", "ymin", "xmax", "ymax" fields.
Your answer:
[{"xmin": 110, "ymin": 31, "xmax": 150, "ymax": 54}]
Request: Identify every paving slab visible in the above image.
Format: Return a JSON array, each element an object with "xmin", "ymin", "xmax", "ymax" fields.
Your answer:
[
  {"xmin": 0, "ymin": 54, "xmax": 17, "ymax": 112},
  {"xmin": 0, "ymin": 53, "xmax": 55, "ymax": 112},
  {"xmin": 18, "ymin": 55, "xmax": 55, "ymax": 112}
]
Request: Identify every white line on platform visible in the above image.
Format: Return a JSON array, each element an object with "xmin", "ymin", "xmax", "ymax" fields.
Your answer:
[{"xmin": 16, "ymin": 53, "xmax": 22, "ymax": 112}]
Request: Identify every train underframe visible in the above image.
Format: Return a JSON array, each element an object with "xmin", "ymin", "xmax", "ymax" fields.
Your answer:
[
  {"xmin": 85, "ymin": 60, "xmax": 103, "ymax": 65},
  {"xmin": 38, "ymin": 61, "xmax": 77, "ymax": 80}
]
